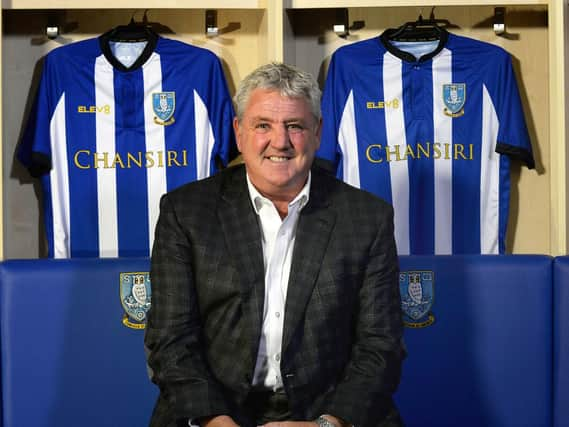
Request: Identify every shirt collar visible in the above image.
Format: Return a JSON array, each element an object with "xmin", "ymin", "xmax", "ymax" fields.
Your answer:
[{"xmin": 246, "ymin": 172, "xmax": 311, "ymax": 215}]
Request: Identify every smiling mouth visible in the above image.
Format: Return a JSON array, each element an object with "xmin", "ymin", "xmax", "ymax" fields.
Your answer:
[{"xmin": 267, "ymin": 156, "xmax": 291, "ymax": 162}]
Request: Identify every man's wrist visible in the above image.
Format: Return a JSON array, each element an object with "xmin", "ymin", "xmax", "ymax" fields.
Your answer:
[{"xmin": 315, "ymin": 415, "xmax": 350, "ymax": 427}]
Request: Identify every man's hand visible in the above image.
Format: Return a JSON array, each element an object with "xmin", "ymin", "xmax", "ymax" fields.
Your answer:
[{"xmin": 200, "ymin": 415, "xmax": 240, "ymax": 427}]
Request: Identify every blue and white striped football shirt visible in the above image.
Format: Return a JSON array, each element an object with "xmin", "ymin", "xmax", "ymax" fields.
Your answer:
[
  {"xmin": 19, "ymin": 34, "xmax": 235, "ymax": 258},
  {"xmin": 317, "ymin": 31, "xmax": 534, "ymax": 255}
]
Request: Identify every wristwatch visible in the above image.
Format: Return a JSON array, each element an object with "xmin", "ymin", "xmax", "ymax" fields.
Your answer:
[{"xmin": 315, "ymin": 416, "xmax": 336, "ymax": 427}]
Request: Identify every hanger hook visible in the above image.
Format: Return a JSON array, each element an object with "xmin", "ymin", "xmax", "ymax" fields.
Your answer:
[{"xmin": 429, "ymin": 6, "xmax": 436, "ymax": 20}]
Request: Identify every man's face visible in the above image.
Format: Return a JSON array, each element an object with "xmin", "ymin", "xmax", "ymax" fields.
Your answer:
[{"xmin": 234, "ymin": 88, "xmax": 321, "ymax": 201}]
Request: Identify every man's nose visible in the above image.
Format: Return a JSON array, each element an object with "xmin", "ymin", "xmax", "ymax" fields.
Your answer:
[{"xmin": 270, "ymin": 125, "xmax": 292, "ymax": 149}]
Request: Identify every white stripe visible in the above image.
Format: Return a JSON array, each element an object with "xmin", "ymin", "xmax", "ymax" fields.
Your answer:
[
  {"xmin": 144, "ymin": 53, "xmax": 167, "ymax": 254},
  {"xmin": 194, "ymin": 90, "xmax": 215, "ymax": 180},
  {"xmin": 383, "ymin": 53, "xmax": 410, "ymax": 255},
  {"xmin": 50, "ymin": 93, "xmax": 71, "ymax": 258},
  {"xmin": 432, "ymin": 49, "xmax": 453, "ymax": 254},
  {"xmin": 480, "ymin": 84, "xmax": 500, "ymax": 254},
  {"xmin": 95, "ymin": 55, "xmax": 118, "ymax": 257},
  {"xmin": 338, "ymin": 90, "xmax": 360, "ymax": 188}
]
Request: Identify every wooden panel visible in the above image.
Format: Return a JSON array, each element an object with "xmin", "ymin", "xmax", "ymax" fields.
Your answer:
[
  {"xmin": 289, "ymin": 0, "xmax": 548, "ymax": 8},
  {"xmin": 3, "ymin": 0, "xmax": 267, "ymax": 9}
]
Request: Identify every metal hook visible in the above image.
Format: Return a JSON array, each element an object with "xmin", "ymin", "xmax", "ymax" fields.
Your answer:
[
  {"xmin": 206, "ymin": 10, "xmax": 219, "ymax": 37},
  {"xmin": 46, "ymin": 11, "xmax": 60, "ymax": 39},
  {"xmin": 493, "ymin": 7, "xmax": 506, "ymax": 35},
  {"xmin": 333, "ymin": 8, "xmax": 349, "ymax": 38}
]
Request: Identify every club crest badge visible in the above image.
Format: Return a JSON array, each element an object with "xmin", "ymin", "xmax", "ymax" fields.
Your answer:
[
  {"xmin": 400, "ymin": 271, "xmax": 435, "ymax": 328},
  {"xmin": 120, "ymin": 272, "xmax": 151, "ymax": 330},
  {"xmin": 152, "ymin": 92, "xmax": 176, "ymax": 126},
  {"xmin": 442, "ymin": 83, "xmax": 466, "ymax": 117}
]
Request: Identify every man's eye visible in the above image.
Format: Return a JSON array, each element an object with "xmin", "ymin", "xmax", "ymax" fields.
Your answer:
[
  {"xmin": 286, "ymin": 124, "xmax": 304, "ymax": 133},
  {"xmin": 255, "ymin": 123, "xmax": 270, "ymax": 132}
]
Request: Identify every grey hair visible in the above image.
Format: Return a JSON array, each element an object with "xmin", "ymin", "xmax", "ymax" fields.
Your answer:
[{"xmin": 233, "ymin": 62, "xmax": 321, "ymax": 122}]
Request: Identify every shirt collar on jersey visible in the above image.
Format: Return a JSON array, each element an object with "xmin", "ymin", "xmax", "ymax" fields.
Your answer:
[
  {"xmin": 379, "ymin": 28, "xmax": 449, "ymax": 63},
  {"xmin": 246, "ymin": 173, "xmax": 311, "ymax": 216}
]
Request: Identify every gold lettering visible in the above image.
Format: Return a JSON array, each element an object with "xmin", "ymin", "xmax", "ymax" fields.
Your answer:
[
  {"xmin": 111, "ymin": 153, "xmax": 125, "ymax": 169},
  {"xmin": 468, "ymin": 144, "xmax": 474, "ymax": 160},
  {"xmin": 365, "ymin": 144, "xmax": 383, "ymax": 163},
  {"xmin": 127, "ymin": 152, "xmax": 142, "ymax": 168},
  {"xmin": 417, "ymin": 142, "xmax": 430, "ymax": 158},
  {"xmin": 366, "ymin": 99, "xmax": 400, "ymax": 109},
  {"xmin": 405, "ymin": 144, "xmax": 416, "ymax": 159},
  {"xmin": 385, "ymin": 144, "xmax": 401, "ymax": 162},
  {"xmin": 454, "ymin": 144, "xmax": 467, "ymax": 160},
  {"xmin": 145, "ymin": 152, "xmax": 155, "ymax": 168},
  {"xmin": 93, "ymin": 152, "xmax": 109, "ymax": 169},
  {"xmin": 72, "ymin": 150, "xmax": 190, "ymax": 169},
  {"xmin": 77, "ymin": 105, "xmax": 111, "ymax": 114},
  {"xmin": 74, "ymin": 150, "xmax": 91, "ymax": 169},
  {"xmin": 167, "ymin": 151, "xmax": 181, "ymax": 167},
  {"xmin": 444, "ymin": 143, "xmax": 451, "ymax": 160},
  {"xmin": 433, "ymin": 143, "xmax": 442, "ymax": 159}
]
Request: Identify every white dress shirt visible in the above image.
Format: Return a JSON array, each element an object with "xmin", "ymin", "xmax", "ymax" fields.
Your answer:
[{"xmin": 246, "ymin": 173, "xmax": 311, "ymax": 391}]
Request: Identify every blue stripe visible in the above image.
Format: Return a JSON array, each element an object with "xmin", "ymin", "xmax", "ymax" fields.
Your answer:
[
  {"xmin": 405, "ymin": 61, "xmax": 435, "ymax": 254},
  {"xmin": 356, "ymin": 58, "xmax": 392, "ymax": 205},
  {"xmin": 67, "ymin": 62, "xmax": 100, "ymax": 257},
  {"xmin": 452, "ymin": 65, "xmax": 481, "ymax": 254},
  {"xmin": 162, "ymin": 57, "xmax": 197, "ymax": 191},
  {"xmin": 498, "ymin": 156, "xmax": 511, "ymax": 254},
  {"xmin": 115, "ymin": 69, "xmax": 149, "ymax": 256}
]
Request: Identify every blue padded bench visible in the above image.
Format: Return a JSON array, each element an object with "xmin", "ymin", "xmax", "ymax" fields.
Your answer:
[
  {"xmin": 554, "ymin": 256, "xmax": 569, "ymax": 427},
  {"xmin": 395, "ymin": 255, "xmax": 553, "ymax": 427},
  {"xmin": 0, "ymin": 258, "xmax": 158, "ymax": 427}
]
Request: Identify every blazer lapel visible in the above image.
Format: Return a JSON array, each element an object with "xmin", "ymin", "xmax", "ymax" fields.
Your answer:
[
  {"xmin": 218, "ymin": 167, "xmax": 265, "ymax": 357},
  {"xmin": 282, "ymin": 170, "xmax": 336, "ymax": 351}
]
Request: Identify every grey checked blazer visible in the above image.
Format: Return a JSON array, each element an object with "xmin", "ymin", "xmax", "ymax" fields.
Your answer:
[{"xmin": 145, "ymin": 164, "xmax": 405, "ymax": 427}]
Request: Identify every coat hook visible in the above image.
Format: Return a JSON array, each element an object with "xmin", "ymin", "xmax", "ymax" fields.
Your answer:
[
  {"xmin": 206, "ymin": 10, "xmax": 218, "ymax": 38},
  {"xmin": 493, "ymin": 7, "xmax": 506, "ymax": 35},
  {"xmin": 333, "ymin": 8, "xmax": 349, "ymax": 38},
  {"xmin": 46, "ymin": 11, "xmax": 60, "ymax": 39}
]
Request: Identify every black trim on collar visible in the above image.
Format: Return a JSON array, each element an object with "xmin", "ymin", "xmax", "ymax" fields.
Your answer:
[
  {"xmin": 98, "ymin": 29, "xmax": 158, "ymax": 72},
  {"xmin": 379, "ymin": 28, "xmax": 449, "ymax": 63}
]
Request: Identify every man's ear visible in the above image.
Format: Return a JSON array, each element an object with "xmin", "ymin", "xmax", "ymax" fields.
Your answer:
[
  {"xmin": 233, "ymin": 117, "xmax": 242, "ymax": 153},
  {"xmin": 314, "ymin": 118, "xmax": 323, "ymax": 150}
]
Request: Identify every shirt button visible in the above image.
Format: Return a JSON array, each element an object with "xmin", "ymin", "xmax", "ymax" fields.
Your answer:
[
  {"xmin": 275, "ymin": 353, "xmax": 281, "ymax": 362},
  {"xmin": 275, "ymin": 311, "xmax": 281, "ymax": 318}
]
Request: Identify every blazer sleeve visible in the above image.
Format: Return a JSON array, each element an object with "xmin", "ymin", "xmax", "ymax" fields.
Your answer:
[
  {"xmin": 322, "ymin": 204, "xmax": 406, "ymax": 426},
  {"xmin": 145, "ymin": 193, "xmax": 231, "ymax": 421}
]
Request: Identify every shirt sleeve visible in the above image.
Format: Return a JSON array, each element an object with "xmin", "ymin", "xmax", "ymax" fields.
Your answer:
[
  {"xmin": 204, "ymin": 55, "xmax": 237, "ymax": 174},
  {"xmin": 317, "ymin": 51, "xmax": 351, "ymax": 178},
  {"xmin": 487, "ymin": 50, "xmax": 535, "ymax": 169},
  {"xmin": 18, "ymin": 52, "xmax": 64, "ymax": 177}
]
